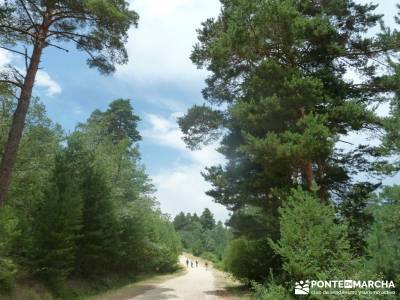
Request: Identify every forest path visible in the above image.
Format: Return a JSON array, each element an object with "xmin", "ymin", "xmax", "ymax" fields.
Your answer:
[
  {"xmin": 91, "ymin": 255, "xmax": 238, "ymax": 300},
  {"xmin": 131, "ymin": 255, "xmax": 231, "ymax": 300}
]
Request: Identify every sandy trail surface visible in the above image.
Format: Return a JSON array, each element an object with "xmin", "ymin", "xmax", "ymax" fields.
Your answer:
[{"xmin": 129, "ymin": 256, "xmax": 228, "ymax": 300}]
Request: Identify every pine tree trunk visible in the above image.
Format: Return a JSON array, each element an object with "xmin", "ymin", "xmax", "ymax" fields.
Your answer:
[
  {"xmin": 298, "ymin": 107, "xmax": 314, "ymax": 190},
  {"xmin": 0, "ymin": 33, "xmax": 46, "ymax": 204},
  {"xmin": 303, "ymin": 161, "xmax": 314, "ymax": 190},
  {"xmin": 316, "ymin": 159, "xmax": 328, "ymax": 203}
]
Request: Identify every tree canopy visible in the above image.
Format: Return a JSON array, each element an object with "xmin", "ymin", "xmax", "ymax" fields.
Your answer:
[
  {"xmin": 0, "ymin": 97, "xmax": 181, "ymax": 295},
  {"xmin": 0, "ymin": 0, "xmax": 138, "ymax": 203}
]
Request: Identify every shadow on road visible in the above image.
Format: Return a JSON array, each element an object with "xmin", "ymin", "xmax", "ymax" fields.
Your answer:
[{"xmin": 134, "ymin": 287, "xmax": 178, "ymax": 299}]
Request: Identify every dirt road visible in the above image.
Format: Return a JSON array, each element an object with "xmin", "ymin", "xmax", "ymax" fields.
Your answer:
[
  {"xmin": 91, "ymin": 255, "xmax": 242, "ymax": 300},
  {"xmin": 130, "ymin": 256, "xmax": 228, "ymax": 300}
]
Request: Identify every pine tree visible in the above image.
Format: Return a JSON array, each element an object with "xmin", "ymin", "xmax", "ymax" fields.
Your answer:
[
  {"xmin": 173, "ymin": 212, "xmax": 189, "ymax": 231},
  {"xmin": 65, "ymin": 137, "xmax": 118, "ymax": 277},
  {"xmin": 0, "ymin": 1, "xmax": 138, "ymax": 203},
  {"xmin": 339, "ymin": 183, "xmax": 376, "ymax": 256},
  {"xmin": 31, "ymin": 153, "xmax": 82, "ymax": 283},
  {"xmin": 75, "ymin": 161, "xmax": 118, "ymax": 277},
  {"xmin": 179, "ymin": 0, "xmax": 396, "ymax": 282},
  {"xmin": 103, "ymin": 99, "xmax": 141, "ymax": 145},
  {"xmin": 200, "ymin": 208, "xmax": 216, "ymax": 231},
  {"xmin": 270, "ymin": 188, "xmax": 353, "ymax": 281},
  {"xmin": 2, "ymin": 98, "xmax": 62, "ymax": 268},
  {"xmin": 76, "ymin": 99, "xmax": 145, "ymax": 202},
  {"xmin": 366, "ymin": 186, "xmax": 400, "ymax": 285}
]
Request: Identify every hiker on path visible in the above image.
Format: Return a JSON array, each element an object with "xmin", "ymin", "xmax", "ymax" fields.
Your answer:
[
  {"xmin": 205, "ymin": 262, "xmax": 208, "ymax": 270},
  {"xmin": 195, "ymin": 260, "xmax": 198, "ymax": 267},
  {"xmin": 186, "ymin": 258, "xmax": 189, "ymax": 268},
  {"xmin": 191, "ymin": 261, "xmax": 193, "ymax": 268}
]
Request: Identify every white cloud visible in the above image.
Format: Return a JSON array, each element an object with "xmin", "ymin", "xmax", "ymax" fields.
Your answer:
[
  {"xmin": 0, "ymin": 49, "xmax": 62, "ymax": 97},
  {"xmin": 117, "ymin": 0, "xmax": 220, "ymax": 84},
  {"xmin": 0, "ymin": 49, "xmax": 12, "ymax": 67},
  {"xmin": 143, "ymin": 112, "xmax": 224, "ymax": 166},
  {"xmin": 146, "ymin": 0, "xmax": 192, "ymax": 17},
  {"xmin": 143, "ymin": 113, "xmax": 186, "ymax": 150},
  {"xmin": 153, "ymin": 164, "xmax": 229, "ymax": 221},
  {"xmin": 35, "ymin": 70, "xmax": 62, "ymax": 97},
  {"xmin": 117, "ymin": 1, "xmax": 227, "ymax": 220},
  {"xmin": 143, "ymin": 112, "xmax": 228, "ymax": 221}
]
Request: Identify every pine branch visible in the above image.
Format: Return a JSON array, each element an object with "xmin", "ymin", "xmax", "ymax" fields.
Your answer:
[
  {"xmin": 48, "ymin": 30, "xmax": 89, "ymax": 39},
  {"xmin": 24, "ymin": 47, "xmax": 29, "ymax": 70},
  {"xmin": 10, "ymin": 67, "xmax": 24, "ymax": 82},
  {"xmin": 25, "ymin": 0, "xmax": 45, "ymax": 16},
  {"xmin": 0, "ymin": 25, "xmax": 35, "ymax": 38},
  {"xmin": 18, "ymin": 0, "xmax": 39, "ymax": 33},
  {"xmin": 45, "ymin": 42, "xmax": 69, "ymax": 53},
  {"xmin": 0, "ymin": 46, "xmax": 31, "ymax": 60},
  {"xmin": 50, "ymin": 13, "xmax": 98, "ymax": 24},
  {"xmin": 52, "ymin": 32, "xmax": 98, "ymax": 63},
  {"xmin": 0, "ymin": 80, "xmax": 22, "ymax": 88},
  {"xmin": 338, "ymin": 139, "xmax": 354, "ymax": 146}
]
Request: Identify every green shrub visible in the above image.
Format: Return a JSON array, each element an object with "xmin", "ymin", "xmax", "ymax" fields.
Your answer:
[
  {"xmin": 365, "ymin": 186, "xmax": 400, "ymax": 294},
  {"xmin": 0, "ymin": 257, "xmax": 17, "ymax": 293},
  {"xmin": 201, "ymin": 251, "xmax": 218, "ymax": 263},
  {"xmin": 270, "ymin": 188, "xmax": 353, "ymax": 281},
  {"xmin": 252, "ymin": 282, "xmax": 291, "ymax": 300},
  {"xmin": 223, "ymin": 237, "xmax": 280, "ymax": 283}
]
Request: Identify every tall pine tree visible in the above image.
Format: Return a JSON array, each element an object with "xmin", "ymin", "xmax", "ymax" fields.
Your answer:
[
  {"xmin": 0, "ymin": 1, "xmax": 138, "ymax": 203},
  {"xmin": 179, "ymin": 0, "xmax": 396, "ymax": 281},
  {"xmin": 31, "ymin": 152, "xmax": 82, "ymax": 283}
]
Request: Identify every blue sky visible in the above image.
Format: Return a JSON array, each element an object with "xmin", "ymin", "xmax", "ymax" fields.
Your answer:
[{"xmin": 0, "ymin": 0, "xmax": 399, "ymax": 221}]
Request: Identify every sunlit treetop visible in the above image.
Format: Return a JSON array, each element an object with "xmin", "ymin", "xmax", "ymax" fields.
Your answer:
[{"xmin": 0, "ymin": 0, "xmax": 138, "ymax": 74}]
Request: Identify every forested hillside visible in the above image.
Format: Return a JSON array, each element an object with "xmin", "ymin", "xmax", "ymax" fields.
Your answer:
[
  {"xmin": 0, "ymin": 1, "xmax": 185, "ymax": 297},
  {"xmin": 0, "ymin": 95, "xmax": 181, "ymax": 297},
  {"xmin": 179, "ymin": 0, "xmax": 400, "ymax": 298}
]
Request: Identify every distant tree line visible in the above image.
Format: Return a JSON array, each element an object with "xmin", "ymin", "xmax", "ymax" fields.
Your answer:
[
  {"xmin": 0, "ymin": 95, "xmax": 181, "ymax": 297},
  {"xmin": 173, "ymin": 208, "xmax": 231, "ymax": 263}
]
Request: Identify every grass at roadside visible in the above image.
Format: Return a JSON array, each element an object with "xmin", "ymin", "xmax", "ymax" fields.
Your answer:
[
  {"xmin": 0, "ymin": 280, "xmax": 54, "ymax": 300},
  {"xmin": 212, "ymin": 267, "xmax": 253, "ymax": 300},
  {"xmin": 1, "ymin": 266, "xmax": 185, "ymax": 300},
  {"xmin": 87, "ymin": 267, "xmax": 186, "ymax": 300},
  {"xmin": 4, "ymin": 254, "xmax": 252, "ymax": 300}
]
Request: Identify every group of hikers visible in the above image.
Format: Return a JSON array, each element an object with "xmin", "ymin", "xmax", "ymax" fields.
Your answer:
[{"xmin": 185, "ymin": 258, "xmax": 208, "ymax": 270}]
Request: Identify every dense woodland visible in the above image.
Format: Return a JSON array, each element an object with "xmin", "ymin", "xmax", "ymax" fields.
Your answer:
[
  {"xmin": 1, "ymin": 0, "xmax": 400, "ymax": 299},
  {"xmin": 173, "ymin": 209, "xmax": 231, "ymax": 263},
  {"xmin": 0, "ymin": 96, "xmax": 181, "ymax": 297}
]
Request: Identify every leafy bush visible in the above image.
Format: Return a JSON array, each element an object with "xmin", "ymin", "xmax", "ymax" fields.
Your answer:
[
  {"xmin": 252, "ymin": 282, "xmax": 291, "ymax": 300},
  {"xmin": 270, "ymin": 188, "xmax": 353, "ymax": 281},
  {"xmin": 201, "ymin": 251, "xmax": 218, "ymax": 263},
  {"xmin": 366, "ymin": 186, "xmax": 400, "ymax": 294},
  {"xmin": 0, "ymin": 257, "xmax": 16, "ymax": 293},
  {"xmin": 223, "ymin": 237, "xmax": 280, "ymax": 283}
]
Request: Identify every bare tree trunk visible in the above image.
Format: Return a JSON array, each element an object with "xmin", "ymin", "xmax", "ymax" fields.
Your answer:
[{"xmin": 0, "ymin": 34, "xmax": 46, "ymax": 204}]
